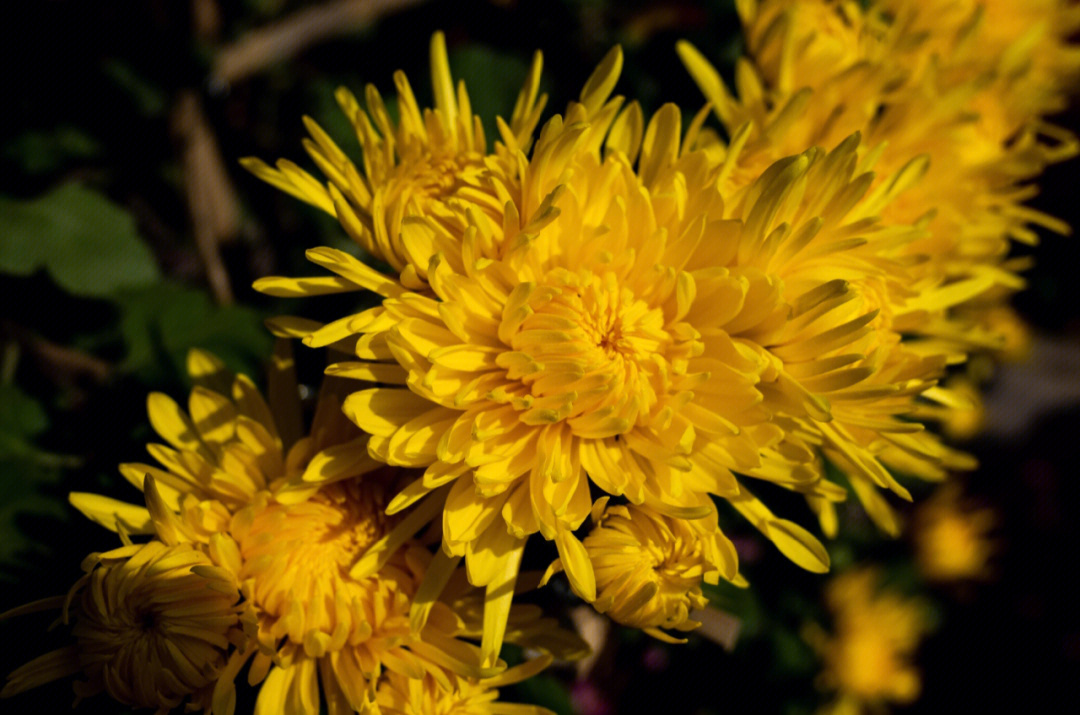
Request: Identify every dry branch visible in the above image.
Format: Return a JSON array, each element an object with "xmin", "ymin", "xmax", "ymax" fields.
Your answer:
[{"xmin": 212, "ymin": 0, "xmax": 425, "ymax": 85}]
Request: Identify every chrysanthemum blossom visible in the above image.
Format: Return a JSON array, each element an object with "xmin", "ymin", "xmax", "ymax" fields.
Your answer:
[
  {"xmin": 250, "ymin": 38, "xmax": 986, "ymax": 658},
  {"xmin": 249, "ymin": 45, "xmax": 764, "ymax": 659},
  {"xmin": 675, "ymin": 2, "xmax": 1080, "ymax": 534},
  {"xmin": 665, "ymin": 129, "xmax": 975, "ymax": 536},
  {"xmin": 803, "ymin": 568, "xmax": 930, "ymax": 712},
  {"xmin": 878, "ymin": 0, "xmax": 1080, "ymax": 127},
  {"xmin": 328, "ymin": 89, "xmax": 858, "ymax": 657},
  {"xmin": 374, "ymin": 654, "xmax": 557, "ymax": 715},
  {"xmin": 679, "ymin": 0, "xmax": 1077, "ymax": 356},
  {"xmin": 912, "ymin": 483, "xmax": 996, "ymax": 582},
  {"xmin": 63, "ymin": 348, "xmax": 575, "ymax": 714},
  {"xmin": 243, "ymin": 31, "xmax": 547, "ymax": 290},
  {"xmin": 565, "ymin": 498, "xmax": 741, "ymax": 642},
  {"xmin": 1, "ymin": 541, "xmax": 245, "ymax": 714}
]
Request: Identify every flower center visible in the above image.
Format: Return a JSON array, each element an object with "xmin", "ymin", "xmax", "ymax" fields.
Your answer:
[
  {"xmin": 506, "ymin": 269, "xmax": 672, "ymax": 434},
  {"xmin": 138, "ymin": 609, "xmax": 159, "ymax": 632},
  {"xmin": 391, "ymin": 150, "xmax": 484, "ymax": 203},
  {"xmin": 236, "ymin": 480, "xmax": 396, "ymax": 647}
]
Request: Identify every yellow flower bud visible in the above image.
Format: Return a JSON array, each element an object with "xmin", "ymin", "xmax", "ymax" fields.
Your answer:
[
  {"xmin": 3, "ymin": 541, "xmax": 244, "ymax": 712},
  {"xmin": 583, "ymin": 500, "xmax": 739, "ymax": 641}
]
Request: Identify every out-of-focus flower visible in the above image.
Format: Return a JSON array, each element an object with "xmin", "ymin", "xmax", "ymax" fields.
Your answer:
[
  {"xmin": 918, "ymin": 375, "xmax": 986, "ymax": 443},
  {"xmin": 804, "ymin": 568, "xmax": 930, "ymax": 714},
  {"xmin": 977, "ymin": 304, "xmax": 1034, "ymax": 364},
  {"xmin": 878, "ymin": 0, "xmax": 1080, "ymax": 126},
  {"xmin": 374, "ymin": 655, "xmax": 556, "ymax": 715},
  {"xmin": 913, "ymin": 483, "xmax": 996, "ymax": 582},
  {"xmin": 1, "ymin": 541, "xmax": 245, "ymax": 714}
]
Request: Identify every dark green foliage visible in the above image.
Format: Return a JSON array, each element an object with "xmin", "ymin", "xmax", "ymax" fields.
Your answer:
[{"xmin": 0, "ymin": 183, "xmax": 160, "ymax": 298}]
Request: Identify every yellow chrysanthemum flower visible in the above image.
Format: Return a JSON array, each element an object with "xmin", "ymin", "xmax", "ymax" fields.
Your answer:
[
  {"xmin": 676, "ymin": 0, "xmax": 1080, "ymax": 534},
  {"xmin": 680, "ymin": 0, "xmax": 1077, "ymax": 356},
  {"xmin": 248, "ymin": 35, "xmax": 988, "ymax": 654},
  {"xmin": 679, "ymin": 2, "xmax": 901, "ymax": 200},
  {"xmin": 374, "ymin": 654, "xmax": 556, "ymax": 715},
  {"xmin": 2, "ymin": 541, "xmax": 245, "ymax": 714},
  {"xmin": 242, "ymin": 32, "xmax": 546, "ymax": 289},
  {"xmin": 62, "ymin": 347, "xmax": 579, "ymax": 714},
  {"xmin": 804, "ymin": 568, "xmax": 930, "ymax": 714},
  {"xmin": 324, "ymin": 95, "xmax": 875, "ymax": 630},
  {"xmin": 879, "ymin": 0, "xmax": 1080, "ymax": 127},
  {"xmin": 913, "ymin": 483, "xmax": 996, "ymax": 582},
  {"xmin": 563, "ymin": 497, "xmax": 741, "ymax": 642}
]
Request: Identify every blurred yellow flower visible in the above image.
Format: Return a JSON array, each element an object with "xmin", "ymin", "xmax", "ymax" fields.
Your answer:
[
  {"xmin": 977, "ymin": 304, "xmax": 1034, "ymax": 364},
  {"xmin": 916, "ymin": 375, "xmax": 986, "ymax": 443},
  {"xmin": 675, "ymin": 0, "xmax": 1074, "ymax": 538},
  {"xmin": 2, "ymin": 541, "xmax": 245, "ymax": 714},
  {"xmin": 804, "ymin": 569, "xmax": 930, "ymax": 714},
  {"xmin": 879, "ymin": 0, "xmax": 1080, "ymax": 127},
  {"xmin": 913, "ymin": 483, "xmax": 996, "ymax": 582}
]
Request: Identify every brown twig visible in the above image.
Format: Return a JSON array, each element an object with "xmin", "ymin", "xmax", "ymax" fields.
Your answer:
[
  {"xmin": 1, "ymin": 320, "xmax": 111, "ymax": 384},
  {"xmin": 691, "ymin": 606, "xmax": 743, "ymax": 652},
  {"xmin": 172, "ymin": 90, "xmax": 240, "ymax": 304},
  {"xmin": 211, "ymin": 0, "xmax": 425, "ymax": 86},
  {"xmin": 192, "ymin": 0, "xmax": 223, "ymax": 41},
  {"xmin": 570, "ymin": 605, "xmax": 614, "ymax": 681}
]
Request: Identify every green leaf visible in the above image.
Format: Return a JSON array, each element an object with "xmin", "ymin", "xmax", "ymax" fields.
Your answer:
[
  {"xmin": 0, "ymin": 384, "xmax": 79, "ymax": 466},
  {"xmin": 101, "ymin": 60, "xmax": 168, "ymax": 116},
  {"xmin": 0, "ymin": 456, "xmax": 65, "ymax": 576},
  {"xmin": 0, "ymin": 383, "xmax": 48, "ymax": 440},
  {"xmin": 771, "ymin": 626, "xmax": 817, "ymax": 676},
  {"xmin": 0, "ymin": 385, "xmax": 65, "ymax": 576},
  {"xmin": 3, "ymin": 126, "xmax": 101, "ymax": 175},
  {"xmin": 0, "ymin": 183, "xmax": 161, "ymax": 297},
  {"xmin": 113, "ymin": 283, "xmax": 272, "ymax": 381}
]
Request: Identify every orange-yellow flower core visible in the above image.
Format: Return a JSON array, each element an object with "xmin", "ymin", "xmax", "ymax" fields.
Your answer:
[
  {"xmin": 233, "ymin": 479, "xmax": 396, "ymax": 653},
  {"xmin": 390, "ymin": 151, "xmax": 484, "ymax": 205},
  {"xmin": 506, "ymin": 271, "xmax": 687, "ymax": 435}
]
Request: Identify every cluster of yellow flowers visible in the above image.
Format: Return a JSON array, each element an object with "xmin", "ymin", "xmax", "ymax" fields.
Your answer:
[
  {"xmin": 3, "ymin": 347, "xmax": 583, "ymax": 713},
  {"xmin": 2, "ymin": 1, "xmax": 1075, "ymax": 712}
]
